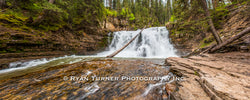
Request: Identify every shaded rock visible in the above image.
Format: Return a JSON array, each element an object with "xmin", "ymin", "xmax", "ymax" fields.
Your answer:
[{"xmin": 240, "ymin": 46, "xmax": 249, "ymax": 52}]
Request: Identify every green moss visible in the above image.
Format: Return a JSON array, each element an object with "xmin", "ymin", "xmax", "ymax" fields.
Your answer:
[
  {"xmin": 36, "ymin": 23, "xmax": 64, "ymax": 31},
  {"xmin": 15, "ymin": 50, "xmax": 23, "ymax": 53},
  {"xmin": 20, "ymin": 26, "xmax": 33, "ymax": 32},
  {"xmin": 91, "ymin": 58, "xmax": 103, "ymax": 61},
  {"xmin": 0, "ymin": 13, "xmax": 27, "ymax": 26},
  {"xmin": 241, "ymin": 1, "xmax": 247, "ymax": 5},
  {"xmin": 212, "ymin": 6, "xmax": 229, "ymax": 29},
  {"xmin": 194, "ymin": 71, "xmax": 199, "ymax": 76},
  {"xmin": 200, "ymin": 42, "xmax": 210, "ymax": 48},
  {"xmin": 98, "ymin": 36, "xmax": 110, "ymax": 49},
  {"xmin": 36, "ymin": 41, "xmax": 43, "ymax": 44},
  {"xmin": 20, "ymin": 40, "xmax": 31, "ymax": 43},
  {"xmin": 170, "ymin": 29, "xmax": 175, "ymax": 35},
  {"xmin": 71, "ymin": 49, "xmax": 78, "ymax": 54},
  {"xmin": 2, "ymin": 48, "xmax": 24, "ymax": 53},
  {"xmin": 7, "ymin": 48, "xmax": 16, "ymax": 52},
  {"xmin": 0, "ymin": 50, "xmax": 7, "ymax": 53},
  {"xmin": 134, "ymin": 27, "xmax": 138, "ymax": 30},
  {"xmin": 200, "ymin": 35, "xmax": 214, "ymax": 48},
  {"xmin": 0, "ymin": 39, "xmax": 9, "ymax": 43}
]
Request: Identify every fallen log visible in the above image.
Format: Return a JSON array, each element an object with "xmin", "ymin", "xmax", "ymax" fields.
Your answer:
[
  {"xmin": 106, "ymin": 26, "xmax": 146, "ymax": 58},
  {"xmin": 181, "ymin": 44, "xmax": 216, "ymax": 58},
  {"xmin": 210, "ymin": 27, "xmax": 250, "ymax": 53},
  {"xmin": 200, "ymin": 44, "xmax": 216, "ymax": 54}
]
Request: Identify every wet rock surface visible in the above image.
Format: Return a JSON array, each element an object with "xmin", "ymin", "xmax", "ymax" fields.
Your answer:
[
  {"xmin": 166, "ymin": 52, "xmax": 250, "ymax": 100},
  {"xmin": 1, "ymin": 52, "xmax": 249, "ymax": 100},
  {"xmin": 0, "ymin": 58, "xmax": 176, "ymax": 100},
  {"xmin": 0, "ymin": 51, "xmax": 69, "ymax": 70}
]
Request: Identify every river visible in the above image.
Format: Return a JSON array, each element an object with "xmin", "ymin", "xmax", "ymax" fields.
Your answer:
[{"xmin": 0, "ymin": 27, "xmax": 180, "ymax": 100}]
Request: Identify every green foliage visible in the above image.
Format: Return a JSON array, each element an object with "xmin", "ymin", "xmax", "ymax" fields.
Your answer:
[
  {"xmin": 169, "ymin": 15, "xmax": 176, "ymax": 22},
  {"xmin": 105, "ymin": 0, "xmax": 170, "ymax": 28},
  {"xmin": 120, "ymin": 8, "xmax": 131, "ymax": 18},
  {"xmin": 0, "ymin": 50, "xmax": 7, "ymax": 53},
  {"xmin": 1, "ymin": 0, "xmax": 105, "ymax": 32},
  {"xmin": 41, "ymin": 2, "xmax": 64, "ymax": 12},
  {"xmin": 231, "ymin": 0, "xmax": 248, "ymax": 4},
  {"xmin": 98, "ymin": 36, "xmax": 109, "ymax": 48},
  {"xmin": 212, "ymin": 5, "xmax": 229, "ymax": 29},
  {"xmin": 1, "ymin": 0, "xmax": 173, "ymax": 31},
  {"xmin": 128, "ymin": 13, "xmax": 135, "ymax": 21},
  {"xmin": 105, "ymin": 9, "xmax": 118, "ymax": 17},
  {"xmin": 200, "ymin": 35, "xmax": 214, "ymax": 48}
]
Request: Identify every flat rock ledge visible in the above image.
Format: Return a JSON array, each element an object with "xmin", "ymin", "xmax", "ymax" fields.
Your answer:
[{"xmin": 165, "ymin": 52, "xmax": 250, "ymax": 100}]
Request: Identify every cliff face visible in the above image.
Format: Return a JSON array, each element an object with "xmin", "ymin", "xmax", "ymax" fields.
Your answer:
[
  {"xmin": 0, "ymin": 16, "xmax": 136, "ymax": 57},
  {"xmin": 167, "ymin": 2, "xmax": 250, "ymax": 55},
  {"xmin": 0, "ymin": 13, "xmax": 135, "ymax": 69},
  {"xmin": 0, "ymin": 23, "xmax": 112, "ymax": 69},
  {"xmin": 0, "ymin": 25, "xmax": 109, "ymax": 56}
]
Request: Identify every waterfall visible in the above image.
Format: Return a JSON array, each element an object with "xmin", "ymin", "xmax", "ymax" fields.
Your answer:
[
  {"xmin": 97, "ymin": 27, "xmax": 178, "ymax": 58},
  {"xmin": 1, "ymin": 27, "xmax": 177, "ymax": 74}
]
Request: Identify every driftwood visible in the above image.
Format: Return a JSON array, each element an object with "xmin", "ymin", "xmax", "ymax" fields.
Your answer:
[
  {"xmin": 106, "ymin": 26, "xmax": 146, "ymax": 58},
  {"xmin": 183, "ymin": 27, "xmax": 250, "ymax": 57},
  {"xmin": 181, "ymin": 44, "xmax": 216, "ymax": 58},
  {"xmin": 210, "ymin": 27, "xmax": 250, "ymax": 53},
  {"xmin": 200, "ymin": 44, "xmax": 216, "ymax": 54}
]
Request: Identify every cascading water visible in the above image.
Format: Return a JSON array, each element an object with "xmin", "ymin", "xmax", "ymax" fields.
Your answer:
[
  {"xmin": 98, "ymin": 27, "xmax": 177, "ymax": 58},
  {"xmin": 1, "ymin": 27, "xmax": 180, "ymax": 99},
  {"xmin": 1, "ymin": 27, "xmax": 177, "ymax": 79}
]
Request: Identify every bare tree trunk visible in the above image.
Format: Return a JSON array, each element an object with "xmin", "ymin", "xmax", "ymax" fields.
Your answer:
[
  {"xmin": 49, "ymin": 0, "xmax": 55, "ymax": 3},
  {"xmin": 201, "ymin": 0, "xmax": 222, "ymax": 44},
  {"xmin": 210, "ymin": 27, "xmax": 250, "ymax": 52},
  {"xmin": 107, "ymin": 26, "xmax": 146, "ymax": 58},
  {"xmin": 109, "ymin": 0, "xmax": 112, "ymax": 9},
  {"xmin": 212, "ymin": 0, "xmax": 218, "ymax": 9},
  {"xmin": 104, "ymin": 18, "xmax": 107, "ymax": 28},
  {"xmin": 0, "ymin": 0, "xmax": 6, "ymax": 9}
]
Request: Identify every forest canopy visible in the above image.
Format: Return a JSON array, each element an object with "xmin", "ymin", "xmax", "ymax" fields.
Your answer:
[{"xmin": 0, "ymin": 0, "xmax": 247, "ymax": 31}]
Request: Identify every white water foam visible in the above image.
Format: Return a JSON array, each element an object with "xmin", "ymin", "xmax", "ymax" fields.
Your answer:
[
  {"xmin": 141, "ymin": 72, "xmax": 176, "ymax": 96},
  {"xmin": 1, "ymin": 27, "xmax": 177, "ymax": 74},
  {"xmin": 80, "ymin": 71, "xmax": 99, "ymax": 99},
  {"xmin": 97, "ymin": 27, "xmax": 178, "ymax": 58},
  {"xmin": 0, "ymin": 55, "xmax": 88, "ymax": 74}
]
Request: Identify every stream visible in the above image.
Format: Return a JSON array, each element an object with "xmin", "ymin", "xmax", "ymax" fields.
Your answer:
[{"xmin": 0, "ymin": 27, "xmax": 180, "ymax": 100}]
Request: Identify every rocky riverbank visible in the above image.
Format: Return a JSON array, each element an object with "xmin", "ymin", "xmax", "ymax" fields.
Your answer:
[
  {"xmin": 0, "ymin": 24, "xmax": 109, "ymax": 69},
  {"xmin": 167, "ymin": 2, "xmax": 250, "ymax": 54},
  {"xmin": 0, "ymin": 58, "xmax": 172, "ymax": 100},
  {"xmin": 165, "ymin": 52, "xmax": 250, "ymax": 100},
  {"xmin": 0, "ymin": 16, "xmax": 133, "ymax": 69}
]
